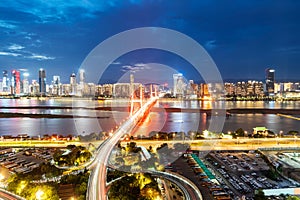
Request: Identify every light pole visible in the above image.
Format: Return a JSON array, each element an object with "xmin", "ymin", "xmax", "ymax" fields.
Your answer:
[{"xmin": 279, "ymin": 130, "xmax": 283, "ymax": 138}]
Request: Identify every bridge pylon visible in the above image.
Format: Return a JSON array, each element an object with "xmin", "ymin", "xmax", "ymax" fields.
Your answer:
[
  {"xmin": 150, "ymin": 84, "xmax": 158, "ymax": 98},
  {"xmin": 130, "ymin": 84, "xmax": 143, "ymax": 116}
]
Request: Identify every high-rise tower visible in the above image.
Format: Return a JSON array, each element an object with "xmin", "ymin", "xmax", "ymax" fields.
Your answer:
[
  {"xmin": 70, "ymin": 73, "xmax": 77, "ymax": 95},
  {"xmin": 2, "ymin": 70, "xmax": 8, "ymax": 92},
  {"xmin": 79, "ymin": 69, "xmax": 85, "ymax": 84},
  {"xmin": 39, "ymin": 68, "xmax": 46, "ymax": 95},
  {"xmin": 265, "ymin": 68, "xmax": 275, "ymax": 96},
  {"xmin": 173, "ymin": 73, "xmax": 185, "ymax": 98},
  {"xmin": 11, "ymin": 70, "xmax": 20, "ymax": 95}
]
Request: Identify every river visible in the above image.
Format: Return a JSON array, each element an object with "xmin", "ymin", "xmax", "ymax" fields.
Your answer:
[{"xmin": 0, "ymin": 98, "xmax": 299, "ymax": 136}]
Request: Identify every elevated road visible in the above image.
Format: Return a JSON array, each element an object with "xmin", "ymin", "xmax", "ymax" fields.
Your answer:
[
  {"xmin": 148, "ymin": 170, "xmax": 202, "ymax": 200},
  {"xmin": 0, "ymin": 189, "xmax": 25, "ymax": 200},
  {"xmin": 87, "ymin": 97, "xmax": 161, "ymax": 200}
]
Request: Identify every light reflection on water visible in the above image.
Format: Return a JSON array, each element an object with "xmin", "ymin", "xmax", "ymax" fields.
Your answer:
[{"xmin": 0, "ymin": 99, "xmax": 299, "ymax": 136}]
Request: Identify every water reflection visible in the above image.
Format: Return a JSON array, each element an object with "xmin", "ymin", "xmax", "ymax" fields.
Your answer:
[{"xmin": 0, "ymin": 99, "xmax": 299, "ymax": 137}]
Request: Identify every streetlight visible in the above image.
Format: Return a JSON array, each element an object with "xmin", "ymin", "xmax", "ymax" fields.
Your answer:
[
  {"xmin": 36, "ymin": 189, "xmax": 44, "ymax": 200},
  {"xmin": 244, "ymin": 131, "xmax": 248, "ymax": 138},
  {"xmin": 0, "ymin": 174, "xmax": 4, "ymax": 181},
  {"xmin": 279, "ymin": 130, "xmax": 283, "ymax": 138}
]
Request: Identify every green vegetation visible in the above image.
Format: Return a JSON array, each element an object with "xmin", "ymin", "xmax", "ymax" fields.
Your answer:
[
  {"xmin": 53, "ymin": 145, "xmax": 92, "ymax": 166},
  {"xmin": 60, "ymin": 170, "xmax": 90, "ymax": 200},
  {"xmin": 107, "ymin": 169, "xmax": 127, "ymax": 183},
  {"xmin": 7, "ymin": 165, "xmax": 89, "ymax": 200},
  {"xmin": 287, "ymin": 196, "xmax": 300, "ymax": 200},
  {"xmin": 108, "ymin": 173, "xmax": 162, "ymax": 200},
  {"xmin": 7, "ymin": 162, "xmax": 63, "ymax": 182},
  {"xmin": 254, "ymin": 189, "xmax": 265, "ymax": 200},
  {"xmin": 7, "ymin": 175, "xmax": 59, "ymax": 200}
]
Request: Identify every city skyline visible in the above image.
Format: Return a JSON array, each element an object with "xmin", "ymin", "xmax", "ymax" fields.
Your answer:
[
  {"xmin": 1, "ymin": 2, "xmax": 300, "ymax": 200},
  {"xmin": 1, "ymin": 1, "xmax": 300, "ymax": 83}
]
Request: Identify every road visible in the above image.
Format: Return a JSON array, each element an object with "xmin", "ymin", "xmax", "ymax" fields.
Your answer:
[
  {"xmin": 0, "ymin": 189, "xmax": 24, "ymax": 200},
  {"xmin": 148, "ymin": 170, "xmax": 203, "ymax": 200},
  {"xmin": 87, "ymin": 97, "xmax": 160, "ymax": 200},
  {"xmin": 120, "ymin": 137, "xmax": 300, "ymax": 151},
  {"xmin": 1, "ymin": 137, "xmax": 299, "ymax": 151}
]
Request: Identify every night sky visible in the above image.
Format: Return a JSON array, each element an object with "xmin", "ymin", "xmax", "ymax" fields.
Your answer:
[{"xmin": 1, "ymin": 0, "xmax": 300, "ymax": 84}]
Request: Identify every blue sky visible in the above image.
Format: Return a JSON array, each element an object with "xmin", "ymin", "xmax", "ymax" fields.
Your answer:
[{"xmin": 1, "ymin": 0, "xmax": 300, "ymax": 83}]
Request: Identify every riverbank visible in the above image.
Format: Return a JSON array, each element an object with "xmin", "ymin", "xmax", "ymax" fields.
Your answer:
[
  {"xmin": 0, "ymin": 112, "xmax": 110, "ymax": 119},
  {"xmin": 1, "ymin": 107, "xmax": 300, "ymax": 118}
]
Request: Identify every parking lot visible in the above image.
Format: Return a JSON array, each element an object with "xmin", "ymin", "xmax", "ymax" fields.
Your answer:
[
  {"xmin": 0, "ymin": 148, "xmax": 54, "ymax": 174},
  {"xmin": 206, "ymin": 150, "xmax": 291, "ymax": 199},
  {"xmin": 166, "ymin": 154, "xmax": 230, "ymax": 200}
]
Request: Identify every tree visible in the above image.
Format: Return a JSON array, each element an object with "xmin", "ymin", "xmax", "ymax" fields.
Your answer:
[
  {"xmin": 235, "ymin": 128, "xmax": 245, "ymax": 137},
  {"xmin": 254, "ymin": 189, "xmax": 266, "ymax": 200}
]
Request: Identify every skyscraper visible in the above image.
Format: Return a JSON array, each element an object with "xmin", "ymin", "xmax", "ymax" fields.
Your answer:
[
  {"xmin": 173, "ymin": 73, "xmax": 185, "ymax": 98},
  {"xmin": 53, "ymin": 75, "xmax": 60, "ymax": 85},
  {"xmin": 52, "ymin": 75, "xmax": 61, "ymax": 96},
  {"xmin": 2, "ymin": 70, "xmax": 9, "ymax": 92},
  {"xmin": 265, "ymin": 68, "xmax": 275, "ymax": 96},
  {"xmin": 79, "ymin": 69, "xmax": 85, "ymax": 83},
  {"xmin": 39, "ymin": 68, "xmax": 46, "ymax": 95},
  {"xmin": 22, "ymin": 72, "xmax": 30, "ymax": 94},
  {"xmin": 70, "ymin": 73, "xmax": 77, "ymax": 95},
  {"xmin": 78, "ymin": 70, "xmax": 85, "ymax": 96},
  {"xmin": 11, "ymin": 70, "xmax": 20, "ymax": 95}
]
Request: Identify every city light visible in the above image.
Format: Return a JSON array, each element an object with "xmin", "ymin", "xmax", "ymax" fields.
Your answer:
[
  {"xmin": 36, "ymin": 189, "xmax": 44, "ymax": 200},
  {"xmin": 0, "ymin": 1, "xmax": 299, "ymax": 200}
]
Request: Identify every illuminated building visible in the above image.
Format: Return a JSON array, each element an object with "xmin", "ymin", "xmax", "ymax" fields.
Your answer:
[
  {"xmin": 2, "ymin": 70, "xmax": 9, "ymax": 92},
  {"xmin": 79, "ymin": 69, "xmax": 85, "ymax": 83},
  {"xmin": 11, "ymin": 70, "xmax": 21, "ymax": 95},
  {"xmin": 38, "ymin": 68, "xmax": 46, "ymax": 95},
  {"xmin": 224, "ymin": 82, "xmax": 235, "ymax": 96},
  {"xmin": 173, "ymin": 73, "xmax": 185, "ymax": 98},
  {"xmin": 113, "ymin": 83, "xmax": 130, "ymax": 98},
  {"xmin": 265, "ymin": 68, "xmax": 275, "ymax": 96},
  {"xmin": 70, "ymin": 73, "xmax": 76, "ymax": 95},
  {"xmin": 200, "ymin": 83, "xmax": 210, "ymax": 98},
  {"xmin": 52, "ymin": 75, "xmax": 61, "ymax": 96},
  {"xmin": 78, "ymin": 69, "xmax": 86, "ymax": 96},
  {"xmin": 236, "ymin": 81, "xmax": 247, "ymax": 97},
  {"xmin": 22, "ymin": 72, "xmax": 30, "ymax": 94}
]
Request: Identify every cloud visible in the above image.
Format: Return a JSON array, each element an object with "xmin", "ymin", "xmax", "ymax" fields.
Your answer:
[
  {"xmin": 1, "ymin": 0, "xmax": 124, "ymax": 24},
  {"xmin": 204, "ymin": 40, "xmax": 217, "ymax": 50},
  {"xmin": 121, "ymin": 63, "xmax": 151, "ymax": 73},
  {"xmin": 27, "ymin": 54, "xmax": 55, "ymax": 60},
  {"xmin": 134, "ymin": 63, "xmax": 148, "ymax": 68},
  {"xmin": 0, "ymin": 20, "xmax": 17, "ymax": 29},
  {"xmin": 8, "ymin": 44, "xmax": 25, "ymax": 50},
  {"xmin": 0, "ymin": 51, "xmax": 21, "ymax": 57}
]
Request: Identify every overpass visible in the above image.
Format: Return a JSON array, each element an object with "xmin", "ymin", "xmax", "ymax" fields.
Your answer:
[
  {"xmin": 0, "ymin": 189, "xmax": 25, "ymax": 200},
  {"xmin": 87, "ymin": 97, "xmax": 159, "ymax": 200},
  {"xmin": 86, "ymin": 96, "xmax": 203, "ymax": 200}
]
